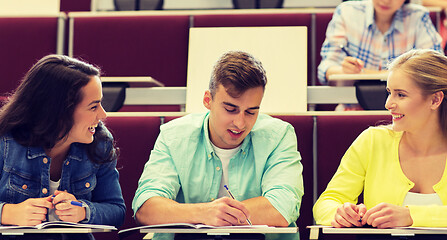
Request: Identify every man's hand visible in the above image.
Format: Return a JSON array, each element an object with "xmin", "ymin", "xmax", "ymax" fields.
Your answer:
[{"xmin": 198, "ymin": 197, "xmax": 250, "ymax": 226}]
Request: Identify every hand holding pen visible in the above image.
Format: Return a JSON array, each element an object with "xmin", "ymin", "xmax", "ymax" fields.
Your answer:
[
  {"xmin": 51, "ymin": 190, "xmax": 86, "ymax": 223},
  {"xmin": 339, "ymin": 44, "xmax": 364, "ymax": 74},
  {"xmin": 332, "ymin": 202, "xmax": 366, "ymax": 228},
  {"xmin": 224, "ymin": 185, "xmax": 252, "ymax": 225}
]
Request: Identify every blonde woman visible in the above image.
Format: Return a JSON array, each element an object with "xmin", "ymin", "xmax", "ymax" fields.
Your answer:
[{"xmin": 314, "ymin": 49, "xmax": 447, "ymax": 234}]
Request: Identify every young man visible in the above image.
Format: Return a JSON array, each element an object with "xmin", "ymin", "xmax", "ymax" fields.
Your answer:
[{"xmin": 132, "ymin": 51, "xmax": 303, "ymax": 240}]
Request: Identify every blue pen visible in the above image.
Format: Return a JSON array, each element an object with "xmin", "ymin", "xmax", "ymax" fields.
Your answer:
[
  {"xmin": 52, "ymin": 195, "xmax": 87, "ymax": 207},
  {"xmin": 68, "ymin": 201, "xmax": 87, "ymax": 207},
  {"xmin": 223, "ymin": 185, "xmax": 252, "ymax": 226},
  {"xmin": 339, "ymin": 44, "xmax": 351, "ymax": 57}
]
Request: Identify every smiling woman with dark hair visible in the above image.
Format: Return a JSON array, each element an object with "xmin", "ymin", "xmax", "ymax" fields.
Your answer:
[{"xmin": 0, "ymin": 55, "xmax": 125, "ymax": 240}]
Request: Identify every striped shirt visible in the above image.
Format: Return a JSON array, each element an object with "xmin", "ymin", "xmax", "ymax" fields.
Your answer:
[{"xmin": 318, "ymin": 0, "xmax": 442, "ymax": 84}]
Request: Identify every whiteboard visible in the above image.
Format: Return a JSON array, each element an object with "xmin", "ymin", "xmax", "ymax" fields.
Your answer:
[
  {"xmin": 0, "ymin": 0, "xmax": 60, "ymax": 15},
  {"xmin": 164, "ymin": 0, "xmax": 232, "ymax": 9},
  {"xmin": 283, "ymin": 0, "xmax": 341, "ymax": 7},
  {"xmin": 186, "ymin": 26, "xmax": 307, "ymax": 113}
]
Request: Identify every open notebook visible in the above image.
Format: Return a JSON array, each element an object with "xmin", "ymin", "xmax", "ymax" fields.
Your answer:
[
  {"xmin": 0, "ymin": 221, "xmax": 116, "ymax": 230},
  {"xmin": 119, "ymin": 223, "xmax": 270, "ymax": 234}
]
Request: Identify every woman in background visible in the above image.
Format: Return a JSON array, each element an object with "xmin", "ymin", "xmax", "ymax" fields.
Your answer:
[{"xmin": 318, "ymin": 0, "xmax": 442, "ymax": 110}]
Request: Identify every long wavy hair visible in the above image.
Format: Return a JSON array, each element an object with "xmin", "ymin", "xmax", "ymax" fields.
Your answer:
[{"xmin": 0, "ymin": 54, "xmax": 117, "ymax": 164}]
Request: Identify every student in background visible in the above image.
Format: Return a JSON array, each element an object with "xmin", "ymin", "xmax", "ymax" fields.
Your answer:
[
  {"xmin": 133, "ymin": 51, "xmax": 303, "ymax": 240},
  {"xmin": 314, "ymin": 49, "xmax": 447, "ymax": 236},
  {"xmin": 0, "ymin": 55, "xmax": 125, "ymax": 239},
  {"xmin": 318, "ymin": 0, "xmax": 442, "ymax": 110}
]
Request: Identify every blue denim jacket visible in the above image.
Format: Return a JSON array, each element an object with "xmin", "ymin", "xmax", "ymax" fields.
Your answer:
[{"xmin": 0, "ymin": 132, "xmax": 126, "ymax": 228}]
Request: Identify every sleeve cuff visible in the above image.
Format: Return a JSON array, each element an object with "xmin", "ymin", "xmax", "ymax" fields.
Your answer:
[{"xmin": 79, "ymin": 200, "xmax": 91, "ymax": 223}]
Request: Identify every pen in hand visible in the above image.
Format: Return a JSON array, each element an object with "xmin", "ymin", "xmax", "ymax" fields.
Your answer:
[
  {"xmin": 339, "ymin": 44, "xmax": 351, "ymax": 57},
  {"xmin": 65, "ymin": 201, "xmax": 87, "ymax": 207},
  {"xmin": 52, "ymin": 195, "xmax": 87, "ymax": 207},
  {"xmin": 340, "ymin": 44, "xmax": 365, "ymax": 72},
  {"xmin": 223, "ymin": 185, "xmax": 252, "ymax": 226}
]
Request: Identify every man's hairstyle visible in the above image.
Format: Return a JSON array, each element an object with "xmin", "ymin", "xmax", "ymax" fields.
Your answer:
[
  {"xmin": 0, "ymin": 54, "xmax": 117, "ymax": 164},
  {"xmin": 209, "ymin": 51, "xmax": 267, "ymax": 98}
]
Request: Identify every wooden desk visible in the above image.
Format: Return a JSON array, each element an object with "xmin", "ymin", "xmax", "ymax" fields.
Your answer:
[
  {"xmin": 140, "ymin": 227, "xmax": 298, "ymax": 240},
  {"xmin": 327, "ymin": 73, "xmax": 388, "ymax": 110},
  {"xmin": 328, "ymin": 73, "xmax": 389, "ymax": 81},
  {"xmin": 0, "ymin": 228, "xmax": 113, "ymax": 235},
  {"xmin": 101, "ymin": 76, "xmax": 164, "ymax": 87},
  {"xmin": 308, "ymin": 225, "xmax": 447, "ymax": 240}
]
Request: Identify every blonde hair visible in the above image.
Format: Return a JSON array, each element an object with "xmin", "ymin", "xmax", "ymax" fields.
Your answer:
[{"xmin": 388, "ymin": 49, "xmax": 447, "ymax": 135}]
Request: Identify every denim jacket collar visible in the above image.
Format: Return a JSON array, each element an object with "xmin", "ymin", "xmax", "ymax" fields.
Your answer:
[{"xmin": 27, "ymin": 143, "xmax": 85, "ymax": 162}]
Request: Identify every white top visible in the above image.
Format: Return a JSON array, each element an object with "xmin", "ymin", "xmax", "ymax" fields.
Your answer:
[
  {"xmin": 402, "ymin": 192, "xmax": 443, "ymax": 206},
  {"xmin": 48, "ymin": 179, "xmax": 60, "ymax": 221},
  {"xmin": 211, "ymin": 142, "xmax": 241, "ymax": 198}
]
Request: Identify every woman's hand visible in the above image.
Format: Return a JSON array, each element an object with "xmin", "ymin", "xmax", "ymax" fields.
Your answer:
[
  {"xmin": 52, "ymin": 190, "xmax": 86, "ymax": 223},
  {"xmin": 362, "ymin": 202, "xmax": 413, "ymax": 228},
  {"xmin": 332, "ymin": 203, "xmax": 367, "ymax": 228},
  {"xmin": 1, "ymin": 197, "xmax": 54, "ymax": 226},
  {"xmin": 341, "ymin": 57, "xmax": 364, "ymax": 74}
]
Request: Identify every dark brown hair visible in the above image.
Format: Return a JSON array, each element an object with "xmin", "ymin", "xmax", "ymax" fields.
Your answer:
[
  {"xmin": 0, "ymin": 54, "xmax": 117, "ymax": 164},
  {"xmin": 209, "ymin": 51, "xmax": 267, "ymax": 98}
]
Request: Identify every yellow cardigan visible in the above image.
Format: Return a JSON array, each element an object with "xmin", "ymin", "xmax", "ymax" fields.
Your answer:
[{"xmin": 313, "ymin": 127, "xmax": 447, "ymax": 227}]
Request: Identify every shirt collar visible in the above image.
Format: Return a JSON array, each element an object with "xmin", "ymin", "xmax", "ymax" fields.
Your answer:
[
  {"xmin": 202, "ymin": 112, "xmax": 251, "ymax": 161},
  {"xmin": 391, "ymin": 6, "xmax": 405, "ymax": 33},
  {"xmin": 365, "ymin": 1, "xmax": 375, "ymax": 29}
]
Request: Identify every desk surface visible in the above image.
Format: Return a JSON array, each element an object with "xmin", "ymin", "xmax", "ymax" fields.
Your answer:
[
  {"xmin": 308, "ymin": 225, "xmax": 447, "ymax": 240},
  {"xmin": 328, "ymin": 73, "xmax": 389, "ymax": 81},
  {"xmin": 101, "ymin": 76, "xmax": 164, "ymax": 87},
  {"xmin": 140, "ymin": 227, "xmax": 298, "ymax": 234},
  {"xmin": 141, "ymin": 227, "xmax": 297, "ymax": 240},
  {"xmin": 0, "ymin": 228, "xmax": 113, "ymax": 235}
]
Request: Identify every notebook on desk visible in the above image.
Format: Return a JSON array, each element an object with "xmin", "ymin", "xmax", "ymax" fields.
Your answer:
[
  {"xmin": 119, "ymin": 223, "xmax": 271, "ymax": 234},
  {"xmin": 0, "ymin": 221, "xmax": 116, "ymax": 230}
]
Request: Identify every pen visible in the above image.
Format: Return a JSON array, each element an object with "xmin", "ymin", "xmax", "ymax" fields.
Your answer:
[
  {"xmin": 67, "ymin": 200, "xmax": 87, "ymax": 207},
  {"xmin": 223, "ymin": 185, "xmax": 252, "ymax": 226},
  {"xmin": 52, "ymin": 195, "xmax": 87, "ymax": 207},
  {"xmin": 339, "ymin": 44, "xmax": 351, "ymax": 57}
]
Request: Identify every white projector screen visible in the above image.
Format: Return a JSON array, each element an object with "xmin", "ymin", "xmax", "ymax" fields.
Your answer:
[
  {"xmin": 186, "ymin": 26, "xmax": 308, "ymax": 113},
  {"xmin": 0, "ymin": 0, "xmax": 60, "ymax": 15}
]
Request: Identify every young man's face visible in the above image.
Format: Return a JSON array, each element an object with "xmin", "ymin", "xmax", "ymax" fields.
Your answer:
[{"xmin": 203, "ymin": 84, "xmax": 264, "ymax": 149}]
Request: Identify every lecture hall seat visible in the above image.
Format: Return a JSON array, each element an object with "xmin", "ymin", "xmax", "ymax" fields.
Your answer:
[
  {"xmin": 0, "ymin": 17, "xmax": 60, "ymax": 98},
  {"xmin": 273, "ymin": 115, "xmax": 314, "ymax": 240},
  {"xmin": 314, "ymin": 11, "xmax": 337, "ymax": 111},
  {"xmin": 316, "ymin": 115, "xmax": 391, "ymax": 196},
  {"xmin": 60, "ymin": 0, "xmax": 91, "ymax": 12},
  {"xmin": 70, "ymin": 14, "xmax": 190, "ymax": 87},
  {"xmin": 102, "ymin": 116, "xmax": 162, "ymax": 240}
]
